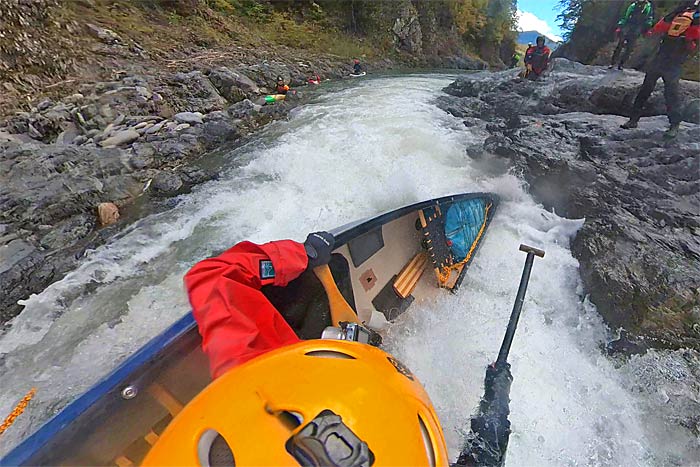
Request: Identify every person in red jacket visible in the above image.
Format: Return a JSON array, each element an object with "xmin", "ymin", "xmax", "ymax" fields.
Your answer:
[
  {"xmin": 523, "ymin": 36, "xmax": 551, "ymax": 80},
  {"xmin": 184, "ymin": 232, "xmax": 334, "ymax": 378},
  {"xmin": 621, "ymin": 1, "xmax": 700, "ymax": 139},
  {"xmin": 181, "ymin": 232, "xmax": 517, "ymax": 466}
]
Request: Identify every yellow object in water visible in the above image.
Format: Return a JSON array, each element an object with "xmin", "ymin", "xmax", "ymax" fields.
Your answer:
[{"xmin": 143, "ymin": 340, "xmax": 449, "ymax": 466}]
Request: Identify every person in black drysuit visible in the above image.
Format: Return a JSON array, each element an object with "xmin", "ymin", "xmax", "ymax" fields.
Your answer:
[
  {"xmin": 610, "ymin": 0, "xmax": 655, "ymax": 70},
  {"xmin": 621, "ymin": 1, "xmax": 700, "ymax": 139},
  {"xmin": 353, "ymin": 59, "xmax": 362, "ymax": 74}
]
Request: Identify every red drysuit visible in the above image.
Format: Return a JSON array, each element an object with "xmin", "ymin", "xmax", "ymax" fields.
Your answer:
[{"xmin": 184, "ymin": 240, "xmax": 307, "ymax": 378}]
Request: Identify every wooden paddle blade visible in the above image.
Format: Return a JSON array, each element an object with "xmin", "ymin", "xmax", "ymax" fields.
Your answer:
[{"xmin": 313, "ymin": 264, "xmax": 361, "ymax": 326}]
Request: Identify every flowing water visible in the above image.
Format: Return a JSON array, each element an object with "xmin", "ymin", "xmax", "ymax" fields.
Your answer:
[{"xmin": 1, "ymin": 75, "xmax": 698, "ymax": 465}]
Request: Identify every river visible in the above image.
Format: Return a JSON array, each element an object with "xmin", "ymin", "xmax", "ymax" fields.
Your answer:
[{"xmin": 0, "ymin": 75, "xmax": 698, "ymax": 465}]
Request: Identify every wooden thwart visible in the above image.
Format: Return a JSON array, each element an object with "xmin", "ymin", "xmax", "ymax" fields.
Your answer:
[
  {"xmin": 147, "ymin": 383, "xmax": 183, "ymax": 417},
  {"xmin": 393, "ymin": 252, "xmax": 428, "ymax": 299}
]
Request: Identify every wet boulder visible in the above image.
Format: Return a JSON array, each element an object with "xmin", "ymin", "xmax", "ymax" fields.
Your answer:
[
  {"xmin": 440, "ymin": 64, "xmax": 700, "ymax": 351},
  {"xmin": 151, "ymin": 171, "xmax": 183, "ymax": 197},
  {"xmin": 207, "ymin": 67, "xmax": 259, "ymax": 103},
  {"xmin": 164, "ymin": 71, "xmax": 227, "ymax": 113}
]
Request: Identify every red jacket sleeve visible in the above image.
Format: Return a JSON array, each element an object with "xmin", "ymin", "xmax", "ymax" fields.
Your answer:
[{"xmin": 184, "ymin": 240, "xmax": 308, "ymax": 378}]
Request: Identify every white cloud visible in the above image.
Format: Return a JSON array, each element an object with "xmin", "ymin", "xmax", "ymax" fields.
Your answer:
[{"xmin": 517, "ymin": 9, "xmax": 563, "ymax": 42}]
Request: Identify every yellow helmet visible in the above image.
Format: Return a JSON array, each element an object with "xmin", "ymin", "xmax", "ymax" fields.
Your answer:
[{"xmin": 143, "ymin": 340, "xmax": 449, "ymax": 466}]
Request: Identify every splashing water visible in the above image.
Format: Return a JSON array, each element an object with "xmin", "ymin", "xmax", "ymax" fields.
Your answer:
[{"xmin": 0, "ymin": 75, "xmax": 697, "ymax": 464}]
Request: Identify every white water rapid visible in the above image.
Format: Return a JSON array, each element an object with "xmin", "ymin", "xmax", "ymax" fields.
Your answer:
[{"xmin": 0, "ymin": 75, "xmax": 698, "ymax": 465}]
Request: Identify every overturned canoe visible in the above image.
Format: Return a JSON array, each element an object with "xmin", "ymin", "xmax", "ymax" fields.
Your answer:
[{"xmin": 1, "ymin": 192, "xmax": 498, "ymax": 466}]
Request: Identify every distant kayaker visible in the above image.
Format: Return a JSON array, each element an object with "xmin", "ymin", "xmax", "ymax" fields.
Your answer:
[
  {"xmin": 610, "ymin": 0, "xmax": 655, "ymax": 70},
  {"xmin": 307, "ymin": 73, "xmax": 321, "ymax": 85},
  {"xmin": 353, "ymin": 58, "xmax": 363, "ymax": 74},
  {"xmin": 178, "ymin": 233, "xmax": 514, "ymax": 466},
  {"xmin": 621, "ymin": 1, "xmax": 700, "ymax": 139},
  {"xmin": 274, "ymin": 75, "xmax": 289, "ymax": 95},
  {"xmin": 523, "ymin": 36, "xmax": 551, "ymax": 80}
]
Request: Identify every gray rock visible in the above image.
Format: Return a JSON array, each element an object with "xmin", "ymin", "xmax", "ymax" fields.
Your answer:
[
  {"xmin": 39, "ymin": 214, "xmax": 94, "ymax": 250},
  {"xmin": 444, "ymin": 59, "xmax": 700, "ymax": 124},
  {"xmin": 132, "ymin": 121, "xmax": 151, "ymax": 130},
  {"xmin": 174, "ymin": 112, "xmax": 204, "ymax": 125},
  {"xmin": 200, "ymin": 119, "xmax": 238, "ymax": 148},
  {"xmin": 37, "ymin": 99, "xmax": 53, "ymax": 112},
  {"xmin": 100, "ymin": 129, "xmax": 140, "ymax": 148},
  {"xmin": 392, "ymin": 1, "xmax": 422, "ymax": 54},
  {"xmin": 136, "ymin": 124, "xmax": 154, "ymax": 135},
  {"xmin": 174, "ymin": 123, "xmax": 191, "ymax": 131},
  {"xmin": 0, "ymin": 240, "xmax": 35, "ymax": 275},
  {"xmin": 145, "ymin": 121, "xmax": 166, "ymax": 135},
  {"xmin": 207, "ymin": 67, "xmax": 259, "ymax": 102},
  {"xmin": 65, "ymin": 93, "xmax": 85, "ymax": 104},
  {"xmin": 73, "ymin": 135, "xmax": 88, "ymax": 145},
  {"xmin": 168, "ymin": 71, "xmax": 227, "ymax": 113},
  {"xmin": 684, "ymin": 98, "xmax": 700, "ymax": 125},
  {"xmin": 441, "ymin": 65, "xmax": 700, "ymax": 351},
  {"xmin": 442, "ymin": 56, "xmax": 489, "ymax": 70},
  {"xmin": 0, "ymin": 131, "xmax": 30, "ymax": 144},
  {"xmin": 86, "ymin": 23, "xmax": 122, "ymax": 44},
  {"xmin": 151, "ymin": 171, "xmax": 183, "ymax": 196},
  {"xmin": 228, "ymin": 99, "xmax": 256, "ymax": 119},
  {"xmin": 55, "ymin": 122, "xmax": 81, "ymax": 145}
]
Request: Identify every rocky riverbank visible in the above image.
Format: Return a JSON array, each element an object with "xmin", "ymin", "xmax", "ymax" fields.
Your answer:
[
  {"xmin": 438, "ymin": 58, "xmax": 700, "ymax": 351},
  {"xmin": 0, "ymin": 37, "xmax": 397, "ymax": 323}
]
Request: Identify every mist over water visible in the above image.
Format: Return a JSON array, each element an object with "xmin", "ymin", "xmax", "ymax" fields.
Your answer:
[{"xmin": 0, "ymin": 75, "xmax": 697, "ymax": 465}]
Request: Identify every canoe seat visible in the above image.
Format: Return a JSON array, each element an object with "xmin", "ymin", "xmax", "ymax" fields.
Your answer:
[{"xmin": 393, "ymin": 252, "xmax": 428, "ymax": 299}]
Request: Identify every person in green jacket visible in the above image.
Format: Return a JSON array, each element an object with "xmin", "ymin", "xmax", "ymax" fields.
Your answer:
[
  {"xmin": 510, "ymin": 51, "xmax": 521, "ymax": 68},
  {"xmin": 610, "ymin": 0, "xmax": 655, "ymax": 70}
]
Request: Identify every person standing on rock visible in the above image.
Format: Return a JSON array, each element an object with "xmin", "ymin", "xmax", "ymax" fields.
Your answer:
[
  {"xmin": 610, "ymin": 0, "xmax": 655, "ymax": 71},
  {"xmin": 523, "ymin": 36, "xmax": 551, "ymax": 80},
  {"xmin": 621, "ymin": 1, "xmax": 700, "ymax": 139}
]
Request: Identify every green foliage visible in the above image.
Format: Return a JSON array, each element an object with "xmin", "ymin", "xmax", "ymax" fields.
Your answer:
[
  {"xmin": 449, "ymin": 0, "xmax": 516, "ymax": 57},
  {"xmin": 557, "ymin": 0, "xmax": 584, "ymax": 39},
  {"xmin": 228, "ymin": 0, "xmax": 272, "ymax": 22},
  {"xmin": 256, "ymin": 10, "xmax": 374, "ymax": 57},
  {"xmin": 103, "ymin": 0, "xmax": 517, "ymax": 64}
]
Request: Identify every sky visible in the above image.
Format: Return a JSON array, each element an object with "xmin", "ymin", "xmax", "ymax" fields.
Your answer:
[{"xmin": 517, "ymin": 0, "xmax": 565, "ymax": 42}]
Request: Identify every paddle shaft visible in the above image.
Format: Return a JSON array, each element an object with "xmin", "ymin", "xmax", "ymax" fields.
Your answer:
[
  {"xmin": 496, "ymin": 245, "xmax": 545, "ymax": 367},
  {"xmin": 313, "ymin": 264, "xmax": 361, "ymax": 326}
]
